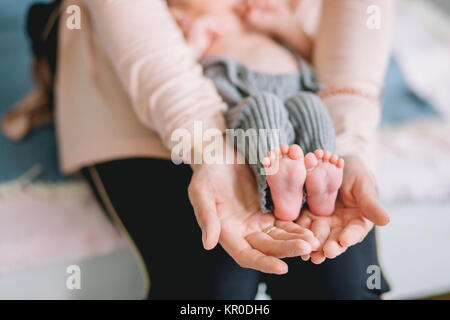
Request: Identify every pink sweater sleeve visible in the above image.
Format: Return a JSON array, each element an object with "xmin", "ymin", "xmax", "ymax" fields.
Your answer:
[
  {"xmin": 313, "ymin": 0, "xmax": 393, "ymax": 164},
  {"xmin": 83, "ymin": 0, "xmax": 227, "ymax": 151}
]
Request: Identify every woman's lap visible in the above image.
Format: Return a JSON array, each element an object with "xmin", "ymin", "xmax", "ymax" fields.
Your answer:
[
  {"xmin": 81, "ymin": 158, "xmax": 259, "ymax": 299},
  {"xmin": 82, "ymin": 158, "xmax": 389, "ymax": 299}
]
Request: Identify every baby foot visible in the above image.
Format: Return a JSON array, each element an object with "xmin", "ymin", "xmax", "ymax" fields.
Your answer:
[
  {"xmin": 304, "ymin": 150, "xmax": 344, "ymax": 216},
  {"xmin": 263, "ymin": 144, "xmax": 306, "ymax": 221}
]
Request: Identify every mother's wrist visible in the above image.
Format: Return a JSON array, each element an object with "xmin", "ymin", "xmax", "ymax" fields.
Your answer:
[
  {"xmin": 342, "ymin": 154, "xmax": 377, "ymax": 182},
  {"xmin": 188, "ymin": 135, "xmax": 240, "ymax": 172},
  {"xmin": 335, "ymin": 137, "xmax": 375, "ymax": 168}
]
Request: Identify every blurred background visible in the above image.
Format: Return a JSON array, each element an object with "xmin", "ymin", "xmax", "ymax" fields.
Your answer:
[{"xmin": 0, "ymin": 0, "xmax": 449, "ymax": 299}]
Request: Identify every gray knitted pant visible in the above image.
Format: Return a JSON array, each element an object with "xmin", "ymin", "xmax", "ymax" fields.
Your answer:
[{"xmin": 201, "ymin": 56, "xmax": 336, "ymax": 213}]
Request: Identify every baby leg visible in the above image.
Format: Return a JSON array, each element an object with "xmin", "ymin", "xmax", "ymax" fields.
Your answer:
[
  {"xmin": 226, "ymin": 92, "xmax": 305, "ymax": 221},
  {"xmin": 285, "ymin": 92, "xmax": 343, "ymax": 216},
  {"xmin": 262, "ymin": 143, "xmax": 307, "ymax": 221}
]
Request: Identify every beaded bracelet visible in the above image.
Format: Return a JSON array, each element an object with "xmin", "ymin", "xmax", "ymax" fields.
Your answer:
[{"xmin": 317, "ymin": 86, "xmax": 380, "ymax": 103}]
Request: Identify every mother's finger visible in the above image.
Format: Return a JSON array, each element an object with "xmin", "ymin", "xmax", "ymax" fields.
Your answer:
[
  {"xmin": 339, "ymin": 218, "xmax": 373, "ymax": 247},
  {"xmin": 239, "ymin": 248, "xmax": 289, "ymax": 275},
  {"xmin": 246, "ymin": 231, "xmax": 313, "ymax": 257},
  {"xmin": 275, "ymin": 221, "xmax": 315, "ymax": 237},
  {"xmin": 309, "ymin": 219, "xmax": 331, "ymax": 264},
  {"xmin": 356, "ymin": 175, "xmax": 390, "ymax": 226},
  {"xmin": 269, "ymin": 227, "xmax": 320, "ymax": 249},
  {"xmin": 286, "ymin": 215, "xmax": 324, "ymax": 260},
  {"xmin": 188, "ymin": 186, "xmax": 221, "ymax": 250},
  {"xmin": 222, "ymin": 232, "xmax": 288, "ymax": 274},
  {"xmin": 310, "ymin": 219, "xmax": 330, "ymax": 246},
  {"xmin": 310, "ymin": 251, "xmax": 326, "ymax": 264},
  {"xmin": 323, "ymin": 227, "xmax": 346, "ymax": 259},
  {"xmin": 296, "ymin": 212, "xmax": 313, "ymax": 229},
  {"xmin": 301, "ymin": 254, "xmax": 310, "ymax": 261}
]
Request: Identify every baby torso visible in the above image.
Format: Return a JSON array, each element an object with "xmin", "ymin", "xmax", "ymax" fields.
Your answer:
[
  {"xmin": 193, "ymin": 5, "xmax": 300, "ymax": 75},
  {"xmin": 206, "ymin": 28, "xmax": 300, "ymax": 75},
  {"xmin": 196, "ymin": 10, "xmax": 319, "ymax": 107}
]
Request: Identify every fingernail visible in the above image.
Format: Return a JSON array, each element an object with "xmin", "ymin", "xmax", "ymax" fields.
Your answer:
[{"xmin": 202, "ymin": 231, "xmax": 207, "ymax": 248}]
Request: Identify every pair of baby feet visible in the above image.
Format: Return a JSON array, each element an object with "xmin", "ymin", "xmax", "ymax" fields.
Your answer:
[{"xmin": 262, "ymin": 145, "xmax": 344, "ymax": 221}]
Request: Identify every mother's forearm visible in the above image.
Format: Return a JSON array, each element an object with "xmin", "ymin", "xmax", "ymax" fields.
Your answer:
[
  {"xmin": 83, "ymin": 0, "xmax": 227, "ymax": 152},
  {"xmin": 313, "ymin": 0, "xmax": 393, "ymax": 164}
]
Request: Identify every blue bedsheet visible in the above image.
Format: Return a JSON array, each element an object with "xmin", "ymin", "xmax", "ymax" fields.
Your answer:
[
  {"xmin": 0, "ymin": 0, "xmax": 442, "ymax": 183},
  {"xmin": 381, "ymin": 58, "xmax": 440, "ymax": 127}
]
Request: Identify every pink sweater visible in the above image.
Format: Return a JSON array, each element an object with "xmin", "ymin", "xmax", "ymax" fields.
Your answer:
[{"xmin": 56, "ymin": 0, "xmax": 392, "ymax": 174}]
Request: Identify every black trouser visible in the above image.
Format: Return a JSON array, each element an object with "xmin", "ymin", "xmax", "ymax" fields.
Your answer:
[{"xmin": 82, "ymin": 158, "xmax": 390, "ymax": 300}]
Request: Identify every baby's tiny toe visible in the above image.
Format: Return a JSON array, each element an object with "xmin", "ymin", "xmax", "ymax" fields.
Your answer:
[
  {"xmin": 330, "ymin": 154, "xmax": 338, "ymax": 165},
  {"xmin": 314, "ymin": 149, "xmax": 324, "ymax": 160},
  {"xmin": 263, "ymin": 157, "xmax": 271, "ymax": 168},
  {"xmin": 280, "ymin": 144, "xmax": 289, "ymax": 155},
  {"xmin": 277, "ymin": 151, "xmax": 283, "ymax": 160},
  {"xmin": 304, "ymin": 152, "xmax": 317, "ymax": 170},
  {"xmin": 337, "ymin": 158, "xmax": 345, "ymax": 169},
  {"xmin": 323, "ymin": 150, "xmax": 331, "ymax": 161},
  {"xmin": 269, "ymin": 152, "xmax": 276, "ymax": 162},
  {"xmin": 274, "ymin": 147, "xmax": 282, "ymax": 158},
  {"xmin": 287, "ymin": 144, "xmax": 303, "ymax": 160}
]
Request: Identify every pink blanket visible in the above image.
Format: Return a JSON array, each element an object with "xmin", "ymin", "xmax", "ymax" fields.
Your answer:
[{"xmin": 0, "ymin": 181, "xmax": 126, "ymax": 273}]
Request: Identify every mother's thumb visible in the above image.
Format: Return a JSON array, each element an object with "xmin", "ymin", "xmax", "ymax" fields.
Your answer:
[
  {"xmin": 357, "ymin": 177, "xmax": 390, "ymax": 226},
  {"xmin": 189, "ymin": 187, "xmax": 221, "ymax": 250}
]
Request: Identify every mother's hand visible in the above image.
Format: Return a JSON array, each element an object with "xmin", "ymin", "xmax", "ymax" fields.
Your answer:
[
  {"xmin": 297, "ymin": 155, "xmax": 390, "ymax": 264},
  {"xmin": 188, "ymin": 145, "xmax": 319, "ymax": 274}
]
